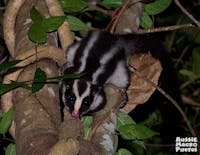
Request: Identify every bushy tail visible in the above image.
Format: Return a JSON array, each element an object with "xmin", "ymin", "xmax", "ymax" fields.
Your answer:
[{"xmin": 118, "ymin": 33, "xmax": 170, "ymax": 70}]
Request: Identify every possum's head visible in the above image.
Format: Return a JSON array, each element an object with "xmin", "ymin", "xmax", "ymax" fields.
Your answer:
[{"xmin": 60, "ymin": 79, "xmax": 106, "ymax": 118}]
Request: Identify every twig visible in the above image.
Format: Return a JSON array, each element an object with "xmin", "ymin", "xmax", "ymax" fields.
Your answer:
[
  {"xmin": 89, "ymin": 5, "xmax": 113, "ymax": 16},
  {"xmin": 180, "ymin": 76, "xmax": 200, "ymax": 89},
  {"xmin": 168, "ymin": 16, "xmax": 184, "ymax": 50},
  {"xmin": 128, "ymin": 64, "xmax": 196, "ymax": 137},
  {"xmin": 137, "ymin": 23, "xmax": 194, "ymax": 34},
  {"xmin": 175, "ymin": 45, "xmax": 191, "ymax": 68},
  {"xmin": 174, "ymin": 0, "xmax": 200, "ymax": 27},
  {"xmin": 182, "ymin": 95, "xmax": 200, "ymax": 107},
  {"xmin": 106, "ymin": 0, "xmax": 131, "ymax": 33}
]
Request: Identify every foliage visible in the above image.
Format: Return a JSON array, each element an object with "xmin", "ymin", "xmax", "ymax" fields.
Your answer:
[
  {"xmin": 0, "ymin": 107, "xmax": 15, "ymax": 155},
  {"xmin": 66, "ymin": 15, "xmax": 90, "ymax": 31},
  {"xmin": 99, "ymin": 0, "xmax": 123, "ymax": 9},
  {"xmin": 5, "ymin": 143, "xmax": 16, "ymax": 155},
  {"xmin": 118, "ymin": 124, "xmax": 158, "ymax": 140},
  {"xmin": 117, "ymin": 112, "xmax": 156, "ymax": 153},
  {"xmin": 140, "ymin": 0, "xmax": 172, "ymax": 28},
  {"xmin": 31, "ymin": 68, "xmax": 47, "ymax": 93},
  {"xmin": 115, "ymin": 148, "xmax": 133, "ymax": 155},
  {"xmin": 60, "ymin": 0, "xmax": 90, "ymax": 13},
  {"xmin": 0, "ymin": 56, "xmax": 83, "ymax": 96},
  {"xmin": 1, "ymin": 0, "xmax": 200, "ymax": 155},
  {"xmin": 0, "ymin": 106, "xmax": 14, "ymax": 134},
  {"xmin": 28, "ymin": 6, "xmax": 66, "ymax": 44},
  {"xmin": 82, "ymin": 116, "xmax": 93, "ymax": 139}
]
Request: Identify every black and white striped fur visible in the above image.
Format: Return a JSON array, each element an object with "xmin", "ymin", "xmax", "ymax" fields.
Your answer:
[{"xmin": 60, "ymin": 30, "xmax": 166, "ymax": 118}]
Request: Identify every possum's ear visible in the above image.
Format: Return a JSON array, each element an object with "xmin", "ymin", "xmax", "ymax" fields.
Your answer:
[{"xmin": 60, "ymin": 62, "xmax": 70, "ymax": 73}]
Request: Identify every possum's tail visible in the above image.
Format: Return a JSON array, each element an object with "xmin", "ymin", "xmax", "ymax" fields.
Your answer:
[{"xmin": 117, "ymin": 33, "xmax": 170, "ymax": 70}]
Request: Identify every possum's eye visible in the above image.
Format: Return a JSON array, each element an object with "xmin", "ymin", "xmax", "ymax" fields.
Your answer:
[
  {"xmin": 82, "ymin": 96, "xmax": 91, "ymax": 106},
  {"xmin": 80, "ymin": 96, "xmax": 92, "ymax": 113},
  {"xmin": 66, "ymin": 93, "xmax": 76, "ymax": 102}
]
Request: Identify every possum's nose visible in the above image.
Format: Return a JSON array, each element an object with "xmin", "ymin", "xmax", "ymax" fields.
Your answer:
[{"xmin": 72, "ymin": 110, "xmax": 79, "ymax": 118}]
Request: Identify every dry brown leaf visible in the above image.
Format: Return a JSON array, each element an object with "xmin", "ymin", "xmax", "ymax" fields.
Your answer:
[{"xmin": 121, "ymin": 52, "xmax": 162, "ymax": 113}]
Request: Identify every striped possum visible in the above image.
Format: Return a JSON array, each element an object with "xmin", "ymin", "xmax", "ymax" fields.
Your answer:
[{"xmin": 60, "ymin": 30, "xmax": 165, "ymax": 118}]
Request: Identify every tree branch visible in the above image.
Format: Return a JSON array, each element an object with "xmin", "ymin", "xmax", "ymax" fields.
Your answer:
[
  {"xmin": 137, "ymin": 23, "xmax": 194, "ymax": 34},
  {"xmin": 174, "ymin": 0, "xmax": 200, "ymax": 27}
]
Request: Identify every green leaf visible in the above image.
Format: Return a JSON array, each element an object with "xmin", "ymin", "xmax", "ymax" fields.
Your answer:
[
  {"xmin": 140, "ymin": 109, "xmax": 162, "ymax": 127},
  {"xmin": 133, "ymin": 140, "xmax": 146, "ymax": 150},
  {"xmin": 42, "ymin": 16, "xmax": 65, "ymax": 32},
  {"xmin": 192, "ymin": 47, "xmax": 200, "ymax": 75},
  {"xmin": 66, "ymin": 15, "xmax": 90, "ymax": 31},
  {"xmin": 140, "ymin": 11, "xmax": 153, "ymax": 29},
  {"xmin": 31, "ymin": 68, "xmax": 47, "ymax": 94},
  {"xmin": 28, "ymin": 22, "xmax": 46, "ymax": 44},
  {"xmin": 117, "ymin": 111, "xmax": 136, "ymax": 130},
  {"xmin": 144, "ymin": 0, "xmax": 172, "ymax": 15},
  {"xmin": 179, "ymin": 69, "xmax": 198, "ymax": 82},
  {"xmin": 99, "ymin": 0, "xmax": 122, "ymax": 9},
  {"xmin": 117, "ymin": 148, "xmax": 133, "ymax": 155},
  {"xmin": 82, "ymin": 116, "xmax": 93, "ymax": 127},
  {"xmin": 82, "ymin": 116, "xmax": 93, "ymax": 139},
  {"xmin": 60, "ymin": 0, "xmax": 89, "ymax": 13},
  {"xmin": 0, "ymin": 106, "xmax": 14, "ymax": 134},
  {"xmin": 0, "ymin": 60, "xmax": 22, "ymax": 72},
  {"xmin": 6, "ymin": 67, "xmax": 24, "ymax": 75},
  {"xmin": 47, "ymin": 73, "xmax": 84, "ymax": 82},
  {"xmin": 5, "ymin": 143, "xmax": 16, "ymax": 155},
  {"xmin": 30, "ymin": 6, "xmax": 43, "ymax": 22},
  {"xmin": 0, "ymin": 81, "xmax": 27, "ymax": 96},
  {"xmin": 83, "ymin": 126, "xmax": 91, "ymax": 140},
  {"xmin": 118, "ymin": 124, "xmax": 159, "ymax": 140}
]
